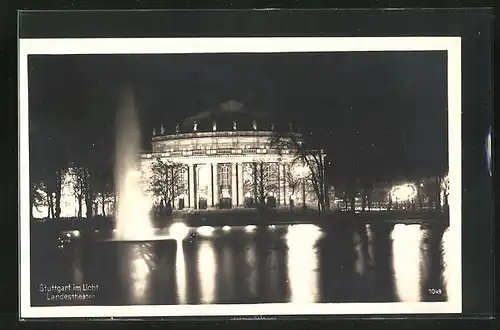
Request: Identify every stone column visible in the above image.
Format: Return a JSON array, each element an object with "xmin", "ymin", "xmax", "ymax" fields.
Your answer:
[
  {"xmin": 182, "ymin": 166, "xmax": 189, "ymax": 209},
  {"xmin": 277, "ymin": 162, "xmax": 282, "ymax": 206},
  {"xmin": 207, "ymin": 164, "xmax": 213, "ymax": 208},
  {"xmin": 282, "ymin": 163, "xmax": 287, "ymax": 205},
  {"xmin": 231, "ymin": 162, "xmax": 237, "ymax": 207},
  {"xmin": 237, "ymin": 163, "xmax": 244, "ymax": 207},
  {"xmin": 212, "ymin": 163, "xmax": 218, "ymax": 207},
  {"xmin": 189, "ymin": 164, "xmax": 196, "ymax": 209}
]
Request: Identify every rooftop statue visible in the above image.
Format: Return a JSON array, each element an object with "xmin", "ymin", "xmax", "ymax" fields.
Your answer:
[
  {"xmin": 193, "ymin": 121, "xmax": 198, "ymax": 132},
  {"xmin": 160, "ymin": 125, "xmax": 165, "ymax": 135},
  {"xmin": 175, "ymin": 123, "xmax": 180, "ymax": 134},
  {"xmin": 252, "ymin": 120, "xmax": 257, "ymax": 130}
]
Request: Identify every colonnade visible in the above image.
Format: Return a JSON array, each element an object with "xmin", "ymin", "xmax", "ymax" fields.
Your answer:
[{"xmin": 181, "ymin": 161, "xmax": 293, "ymax": 210}]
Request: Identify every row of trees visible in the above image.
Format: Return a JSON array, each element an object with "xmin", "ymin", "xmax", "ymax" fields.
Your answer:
[{"xmin": 31, "ymin": 164, "xmax": 115, "ymax": 219}]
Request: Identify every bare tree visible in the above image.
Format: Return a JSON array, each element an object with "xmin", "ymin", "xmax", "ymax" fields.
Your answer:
[
  {"xmin": 148, "ymin": 158, "xmax": 186, "ymax": 212},
  {"xmin": 31, "ymin": 178, "xmax": 56, "ymax": 218},
  {"xmin": 68, "ymin": 166, "xmax": 90, "ymax": 218},
  {"xmin": 270, "ymin": 132, "xmax": 328, "ymax": 212},
  {"xmin": 97, "ymin": 180, "xmax": 115, "ymax": 217},
  {"xmin": 30, "ymin": 181, "xmax": 47, "ymax": 218},
  {"xmin": 284, "ymin": 163, "xmax": 302, "ymax": 199},
  {"xmin": 54, "ymin": 168, "xmax": 67, "ymax": 218},
  {"xmin": 242, "ymin": 161, "xmax": 279, "ymax": 205}
]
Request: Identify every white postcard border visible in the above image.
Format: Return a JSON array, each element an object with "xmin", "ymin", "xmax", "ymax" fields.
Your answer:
[{"xmin": 19, "ymin": 37, "xmax": 462, "ymax": 319}]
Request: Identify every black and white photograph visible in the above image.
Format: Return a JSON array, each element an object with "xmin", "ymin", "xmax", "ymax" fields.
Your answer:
[{"xmin": 19, "ymin": 37, "xmax": 462, "ymax": 318}]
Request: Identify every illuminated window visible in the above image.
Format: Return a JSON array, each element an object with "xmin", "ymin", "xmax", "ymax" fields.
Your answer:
[{"xmin": 219, "ymin": 164, "xmax": 231, "ymax": 189}]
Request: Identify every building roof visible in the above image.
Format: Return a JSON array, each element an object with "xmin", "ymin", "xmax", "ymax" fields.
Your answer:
[{"xmin": 179, "ymin": 100, "xmax": 275, "ymax": 133}]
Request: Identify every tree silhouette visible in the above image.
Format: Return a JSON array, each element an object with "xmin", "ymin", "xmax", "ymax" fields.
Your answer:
[
  {"xmin": 269, "ymin": 132, "xmax": 328, "ymax": 212},
  {"xmin": 30, "ymin": 181, "xmax": 47, "ymax": 218},
  {"xmin": 88, "ymin": 166, "xmax": 115, "ymax": 217},
  {"xmin": 242, "ymin": 161, "xmax": 279, "ymax": 205},
  {"xmin": 284, "ymin": 163, "xmax": 302, "ymax": 200},
  {"xmin": 147, "ymin": 158, "xmax": 186, "ymax": 212},
  {"xmin": 67, "ymin": 166, "xmax": 90, "ymax": 218}
]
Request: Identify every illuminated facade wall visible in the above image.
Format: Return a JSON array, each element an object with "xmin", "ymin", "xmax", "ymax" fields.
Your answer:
[{"xmin": 140, "ymin": 130, "xmax": 325, "ymax": 210}]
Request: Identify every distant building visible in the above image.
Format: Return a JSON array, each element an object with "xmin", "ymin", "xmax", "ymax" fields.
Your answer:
[{"xmin": 139, "ymin": 100, "xmax": 326, "ymax": 210}]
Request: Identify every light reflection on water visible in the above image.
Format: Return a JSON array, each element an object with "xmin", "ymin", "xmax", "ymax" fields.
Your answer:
[
  {"xmin": 245, "ymin": 241, "xmax": 258, "ymax": 297},
  {"xmin": 220, "ymin": 245, "xmax": 235, "ymax": 300},
  {"xmin": 353, "ymin": 232, "xmax": 366, "ymax": 276},
  {"xmin": 391, "ymin": 224, "xmax": 423, "ymax": 302},
  {"xmin": 123, "ymin": 244, "xmax": 152, "ymax": 304},
  {"xmin": 175, "ymin": 242, "xmax": 187, "ymax": 304},
  {"xmin": 286, "ymin": 224, "xmax": 322, "ymax": 303},
  {"xmin": 36, "ymin": 221, "xmax": 455, "ymax": 306},
  {"xmin": 197, "ymin": 240, "xmax": 217, "ymax": 304},
  {"xmin": 267, "ymin": 246, "xmax": 280, "ymax": 299}
]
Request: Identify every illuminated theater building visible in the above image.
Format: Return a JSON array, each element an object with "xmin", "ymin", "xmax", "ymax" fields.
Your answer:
[{"xmin": 139, "ymin": 100, "xmax": 325, "ymax": 210}]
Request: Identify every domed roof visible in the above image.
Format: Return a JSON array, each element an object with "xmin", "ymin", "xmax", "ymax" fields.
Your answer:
[{"xmin": 179, "ymin": 100, "xmax": 274, "ymax": 133}]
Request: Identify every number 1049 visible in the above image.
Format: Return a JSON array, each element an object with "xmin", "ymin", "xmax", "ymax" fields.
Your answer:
[{"xmin": 428, "ymin": 288, "xmax": 442, "ymax": 295}]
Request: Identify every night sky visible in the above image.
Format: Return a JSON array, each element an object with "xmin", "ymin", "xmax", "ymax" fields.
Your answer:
[{"xmin": 28, "ymin": 51, "xmax": 448, "ymax": 183}]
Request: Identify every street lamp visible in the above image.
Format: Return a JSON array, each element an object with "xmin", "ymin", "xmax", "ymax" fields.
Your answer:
[{"xmin": 390, "ymin": 183, "xmax": 417, "ymax": 210}]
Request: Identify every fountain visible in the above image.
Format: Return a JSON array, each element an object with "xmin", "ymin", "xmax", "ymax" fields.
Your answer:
[
  {"xmin": 114, "ymin": 84, "xmax": 155, "ymax": 241},
  {"xmin": 113, "ymin": 84, "xmax": 190, "ymax": 242}
]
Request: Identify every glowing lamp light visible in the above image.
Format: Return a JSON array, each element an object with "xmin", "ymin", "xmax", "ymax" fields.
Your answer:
[
  {"xmin": 292, "ymin": 164, "xmax": 309, "ymax": 180},
  {"xmin": 222, "ymin": 225, "xmax": 231, "ymax": 232},
  {"xmin": 390, "ymin": 183, "xmax": 417, "ymax": 201},
  {"xmin": 196, "ymin": 226, "xmax": 215, "ymax": 237},
  {"xmin": 169, "ymin": 222, "xmax": 190, "ymax": 241},
  {"xmin": 245, "ymin": 225, "xmax": 257, "ymax": 233},
  {"xmin": 268, "ymin": 224, "xmax": 276, "ymax": 230},
  {"xmin": 72, "ymin": 230, "xmax": 80, "ymax": 238}
]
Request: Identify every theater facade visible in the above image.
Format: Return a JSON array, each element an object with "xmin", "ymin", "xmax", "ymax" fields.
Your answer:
[{"xmin": 139, "ymin": 100, "xmax": 325, "ymax": 210}]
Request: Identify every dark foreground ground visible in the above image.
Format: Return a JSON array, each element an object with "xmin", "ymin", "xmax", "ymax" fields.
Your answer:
[{"xmin": 29, "ymin": 212, "xmax": 454, "ymax": 307}]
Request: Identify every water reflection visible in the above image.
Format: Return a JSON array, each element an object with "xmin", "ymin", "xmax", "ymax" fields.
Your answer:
[
  {"xmin": 175, "ymin": 242, "xmax": 187, "ymax": 304},
  {"xmin": 72, "ymin": 244, "xmax": 84, "ymax": 284},
  {"xmin": 218, "ymin": 244, "xmax": 235, "ymax": 301},
  {"xmin": 392, "ymin": 224, "xmax": 422, "ymax": 302},
  {"xmin": 353, "ymin": 231, "xmax": 367, "ymax": 276},
  {"xmin": 286, "ymin": 224, "xmax": 322, "ymax": 303},
  {"xmin": 267, "ymin": 246, "xmax": 280, "ymax": 300},
  {"xmin": 197, "ymin": 240, "xmax": 216, "ymax": 304},
  {"xmin": 33, "ymin": 219, "xmax": 455, "ymax": 307},
  {"xmin": 244, "ymin": 240, "xmax": 258, "ymax": 297},
  {"xmin": 122, "ymin": 244, "xmax": 153, "ymax": 304}
]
